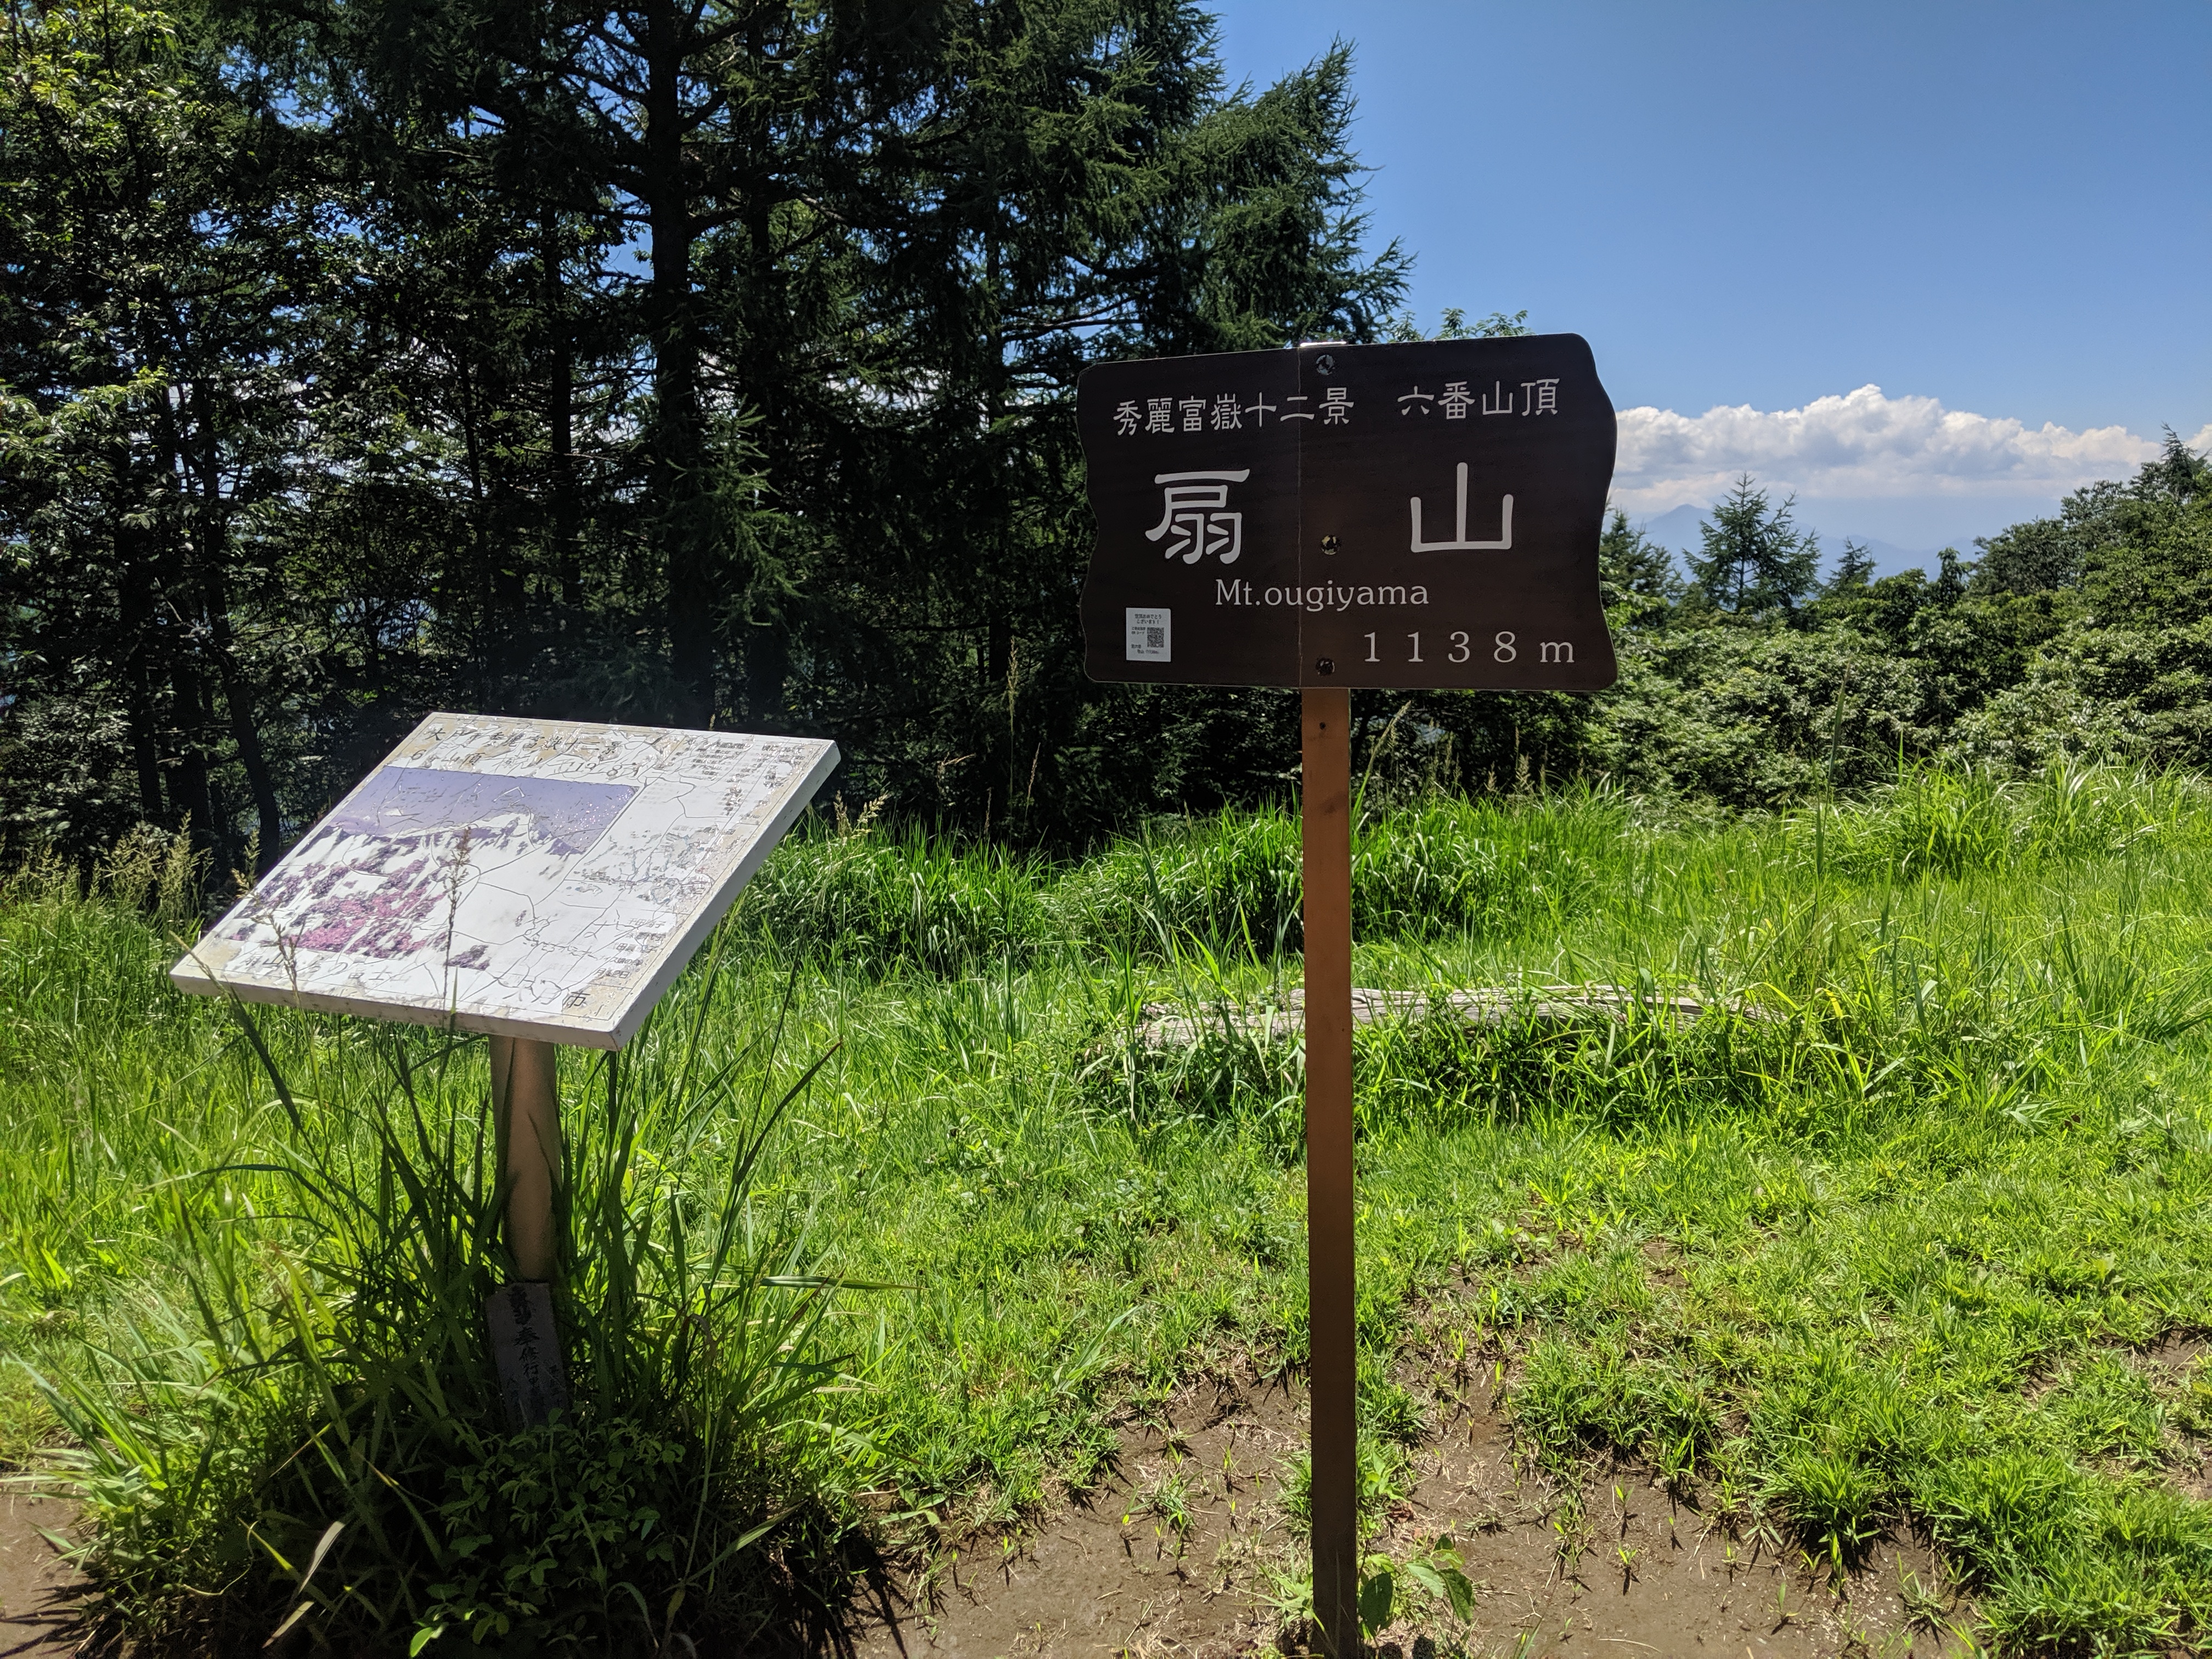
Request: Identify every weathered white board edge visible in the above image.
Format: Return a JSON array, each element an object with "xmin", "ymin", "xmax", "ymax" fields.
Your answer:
[
  {"xmin": 601, "ymin": 733, "xmax": 838, "ymax": 1048},
  {"xmin": 166, "ymin": 719, "xmax": 840, "ymax": 1049}
]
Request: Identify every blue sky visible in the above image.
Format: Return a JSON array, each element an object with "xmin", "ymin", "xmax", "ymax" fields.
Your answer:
[{"xmin": 1205, "ymin": 1, "xmax": 2211, "ymax": 566}]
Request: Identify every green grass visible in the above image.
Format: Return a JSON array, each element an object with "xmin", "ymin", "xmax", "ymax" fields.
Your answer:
[{"xmin": 7, "ymin": 763, "xmax": 2212, "ymax": 1652}]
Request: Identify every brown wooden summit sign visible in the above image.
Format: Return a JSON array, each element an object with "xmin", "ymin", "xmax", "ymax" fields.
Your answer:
[
  {"xmin": 1076, "ymin": 332, "xmax": 1618, "ymax": 1659},
  {"xmin": 1077, "ymin": 334, "xmax": 1618, "ymax": 691}
]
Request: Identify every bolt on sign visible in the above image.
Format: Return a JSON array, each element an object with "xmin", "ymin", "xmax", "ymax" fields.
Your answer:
[
  {"xmin": 1078, "ymin": 335, "xmax": 1618, "ymax": 690},
  {"xmin": 1079, "ymin": 334, "xmax": 1617, "ymax": 1659}
]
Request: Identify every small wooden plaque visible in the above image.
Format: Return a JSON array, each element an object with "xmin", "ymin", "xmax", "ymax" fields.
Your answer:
[{"xmin": 486, "ymin": 1280, "xmax": 570, "ymax": 1430}]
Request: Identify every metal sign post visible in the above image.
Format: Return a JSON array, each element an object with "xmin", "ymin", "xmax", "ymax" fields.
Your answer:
[{"xmin": 1079, "ymin": 335, "xmax": 1620, "ymax": 1657}]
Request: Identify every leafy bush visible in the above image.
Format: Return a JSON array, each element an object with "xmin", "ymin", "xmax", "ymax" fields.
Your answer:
[
  {"xmin": 1793, "ymin": 760, "xmax": 2207, "ymax": 879},
  {"xmin": 27, "ymin": 1008, "xmax": 868, "ymax": 1655},
  {"xmin": 1056, "ymin": 810, "xmax": 1305, "ymax": 953},
  {"xmin": 1057, "ymin": 799, "xmax": 1596, "ymax": 957},
  {"xmin": 738, "ymin": 821, "xmax": 1052, "ymax": 972},
  {"xmin": 1357, "ymin": 1000, "xmax": 1835, "ymax": 1138},
  {"xmin": 1081, "ymin": 1023, "xmax": 1306, "ymax": 1160}
]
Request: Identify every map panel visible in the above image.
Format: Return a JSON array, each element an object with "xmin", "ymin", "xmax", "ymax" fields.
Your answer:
[{"xmin": 171, "ymin": 714, "xmax": 839, "ymax": 1047}]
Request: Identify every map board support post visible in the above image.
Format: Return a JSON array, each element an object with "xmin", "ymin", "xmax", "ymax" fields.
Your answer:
[
  {"xmin": 1302, "ymin": 687, "xmax": 1358, "ymax": 1656},
  {"xmin": 491, "ymin": 1035, "xmax": 561, "ymax": 1283}
]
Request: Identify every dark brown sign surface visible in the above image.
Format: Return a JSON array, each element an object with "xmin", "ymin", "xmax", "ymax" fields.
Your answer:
[{"xmin": 1078, "ymin": 336, "xmax": 1618, "ymax": 690}]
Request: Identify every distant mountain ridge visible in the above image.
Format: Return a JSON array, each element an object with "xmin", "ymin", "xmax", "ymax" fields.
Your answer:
[{"xmin": 1633, "ymin": 502, "xmax": 1943, "ymax": 580}]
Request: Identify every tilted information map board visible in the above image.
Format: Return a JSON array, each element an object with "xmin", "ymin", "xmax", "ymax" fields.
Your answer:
[{"xmin": 171, "ymin": 714, "xmax": 839, "ymax": 1048}]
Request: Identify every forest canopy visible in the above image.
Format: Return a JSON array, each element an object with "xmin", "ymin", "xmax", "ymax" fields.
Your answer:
[{"xmin": 3, "ymin": 0, "xmax": 2209, "ymax": 868}]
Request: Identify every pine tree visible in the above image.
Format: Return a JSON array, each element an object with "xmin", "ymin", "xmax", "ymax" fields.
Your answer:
[
  {"xmin": 1686, "ymin": 476, "xmax": 1820, "ymax": 617},
  {"xmin": 1, "ymin": 0, "xmax": 1417, "ymax": 850},
  {"xmin": 1597, "ymin": 509, "xmax": 1678, "ymax": 616},
  {"xmin": 0, "ymin": 0, "xmax": 307, "ymax": 865},
  {"xmin": 1822, "ymin": 539, "xmax": 1876, "ymax": 596}
]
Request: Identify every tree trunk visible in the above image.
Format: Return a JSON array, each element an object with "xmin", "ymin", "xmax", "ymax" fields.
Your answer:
[
  {"xmin": 168, "ymin": 655, "xmax": 217, "ymax": 855},
  {"xmin": 122, "ymin": 624, "xmax": 166, "ymax": 824},
  {"xmin": 544, "ymin": 213, "xmax": 580, "ymax": 617},
  {"xmin": 110, "ymin": 474, "xmax": 166, "ymax": 824},
  {"xmin": 645, "ymin": 0, "xmax": 713, "ymax": 727},
  {"xmin": 736, "ymin": 187, "xmax": 784, "ymax": 726},
  {"xmin": 188, "ymin": 385, "xmax": 283, "ymax": 867},
  {"xmin": 149, "ymin": 375, "xmax": 227, "ymax": 861},
  {"xmin": 453, "ymin": 352, "xmax": 501, "ymax": 707},
  {"xmin": 744, "ymin": 625, "xmax": 788, "ymax": 726}
]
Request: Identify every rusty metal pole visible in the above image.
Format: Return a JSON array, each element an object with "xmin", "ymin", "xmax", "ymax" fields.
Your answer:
[
  {"xmin": 1302, "ymin": 687, "xmax": 1357, "ymax": 1656},
  {"xmin": 490, "ymin": 1035, "xmax": 561, "ymax": 1282}
]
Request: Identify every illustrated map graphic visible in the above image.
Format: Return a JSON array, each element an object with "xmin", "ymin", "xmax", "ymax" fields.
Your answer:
[{"xmin": 171, "ymin": 715, "xmax": 839, "ymax": 1046}]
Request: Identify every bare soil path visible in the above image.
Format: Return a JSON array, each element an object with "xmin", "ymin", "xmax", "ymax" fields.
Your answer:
[
  {"xmin": 0, "ymin": 1491, "xmax": 82, "ymax": 1657},
  {"xmin": 850, "ymin": 1373, "xmax": 1971, "ymax": 1659},
  {"xmin": 1, "ymin": 1375, "xmax": 1994, "ymax": 1659}
]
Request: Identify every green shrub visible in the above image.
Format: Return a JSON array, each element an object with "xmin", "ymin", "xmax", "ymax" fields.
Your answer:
[
  {"xmin": 1056, "ymin": 809, "xmax": 1305, "ymax": 953},
  {"xmin": 1058, "ymin": 798, "xmax": 1597, "ymax": 958},
  {"xmin": 1789, "ymin": 759, "xmax": 2207, "ymax": 881},
  {"xmin": 26, "ymin": 1008, "xmax": 867, "ymax": 1655},
  {"xmin": 739, "ymin": 822, "xmax": 1051, "ymax": 972}
]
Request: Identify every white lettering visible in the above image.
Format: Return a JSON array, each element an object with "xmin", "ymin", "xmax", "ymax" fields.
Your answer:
[
  {"xmin": 1409, "ymin": 462, "xmax": 1513, "ymax": 552},
  {"xmin": 1146, "ymin": 470, "xmax": 1250, "ymax": 565}
]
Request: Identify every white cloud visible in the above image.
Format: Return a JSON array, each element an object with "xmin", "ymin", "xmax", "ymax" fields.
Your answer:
[{"xmin": 1611, "ymin": 385, "xmax": 2207, "ymax": 514}]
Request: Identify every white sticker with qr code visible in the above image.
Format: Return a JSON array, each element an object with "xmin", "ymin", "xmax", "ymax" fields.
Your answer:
[{"xmin": 1125, "ymin": 608, "xmax": 1171, "ymax": 663}]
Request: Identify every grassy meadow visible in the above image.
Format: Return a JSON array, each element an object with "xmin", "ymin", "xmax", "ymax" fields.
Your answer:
[{"xmin": 5, "ymin": 765, "xmax": 2212, "ymax": 1654}]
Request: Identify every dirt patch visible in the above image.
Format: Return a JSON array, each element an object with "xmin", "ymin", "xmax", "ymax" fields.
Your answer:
[
  {"xmin": 851, "ymin": 1375, "xmax": 1972, "ymax": 1658},
  {"xmin": 851, "ymin": 1372, "xmax": 1301, "ymax": 1657},
  {"xmin": 2137, "ymin": 1329, "xmax": 2209, "ymax": 1376},
  {"xmin": 0, "ymin": 1490, "xmax": 84, "ymax": 1658},
  {"xmin": 1396, "ymin": 1407, "xmax": 1962, "ymax": 1659},
  {"xmin": 2125, "ymin": 1329, "xmax": 2212, "ymax": 1502}
]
